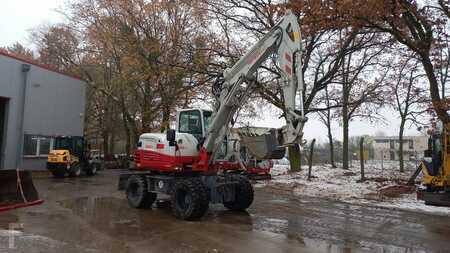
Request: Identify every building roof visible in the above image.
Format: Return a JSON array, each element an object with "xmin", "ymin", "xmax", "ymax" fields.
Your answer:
[{"xmin": 0, "ymin": 50, "xmax": 83, "ymax": 81}]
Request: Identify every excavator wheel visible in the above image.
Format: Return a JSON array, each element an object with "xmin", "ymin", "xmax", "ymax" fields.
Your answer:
[
  {"xmin": 68, "ymin": 163, "xmax": 82, "ymax": 177},
  {"xmin": 126, "ymin": 175, "xmax": 156, "ymax": 208},
  {"xmin": 170, "ymin": 177, "xmax": 209, "ymax": 220},
  {"xmin": 85, "ymin": 163, "xmax": 99, "ymax": 176},
  {"xmin": 48, "ymin": 165, "xmax": 66, "ymax": 178},
  {"xmin": 224, "ymin": 175, "xmax": 254, "ymax": 211}
]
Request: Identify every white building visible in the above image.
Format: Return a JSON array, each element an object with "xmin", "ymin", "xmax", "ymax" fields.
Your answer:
[{"xmin": 373, "ymin": 135, "xmax": 428, "ymax": 161}]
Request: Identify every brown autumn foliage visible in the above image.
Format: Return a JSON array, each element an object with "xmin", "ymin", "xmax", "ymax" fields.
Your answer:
[
  {"xmin": 31, "ymin": 0, "xmax": 219, "ymax": 154},
  {"xmin": 289, "ymin": 0, "xmax": 450, "ymax": 123}
]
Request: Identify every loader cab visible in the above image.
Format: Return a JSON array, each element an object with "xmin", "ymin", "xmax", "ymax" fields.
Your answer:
[
  {"xmin": 54, "ymin": 136, "xmax": 86, "ymax": 160},
  {"xmin": 176, "ymin": 109, "xmax": 212, "ymax": 140}
]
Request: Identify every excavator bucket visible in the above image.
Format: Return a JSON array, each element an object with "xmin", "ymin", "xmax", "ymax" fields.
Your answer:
[
  {"xmin": 0, "ymin": 170, "xmax": 43, "ymax": 212},
  {"xmin": 238, "ymin": 128, "xmax": 286, "ymax": 160}
]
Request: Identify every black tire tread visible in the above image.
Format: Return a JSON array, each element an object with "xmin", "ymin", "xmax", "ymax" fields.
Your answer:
[
  {"xmin": 49, "ymin": 168, "xmax": 65, "ymax": 178},
  {"xmin": 126, "ymin": 175, "xmax": 157, "ymax": 209},
  {"xmin": 171, "ymin": 177, "xmax": 209, "ymax": 220},
  {"xmin": 68, "ymin": 163, "xmax": 81, "ymax": 177},
  {"xmin": 85, "ymin": 163, "xmax": 99, "ymax": 176},
  {"xmin": 224, "ymin": 175, "xmax": 254, "ymax": 211}
]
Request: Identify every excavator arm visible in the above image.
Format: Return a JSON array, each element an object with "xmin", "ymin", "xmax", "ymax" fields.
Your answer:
[{"xmin": 195, "ymin": 10, "xmax": 307, "ymax": 170}]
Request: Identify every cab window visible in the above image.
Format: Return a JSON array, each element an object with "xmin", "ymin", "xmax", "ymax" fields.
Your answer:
[
  {"xmin": 203, "ymin": 111, "xmax": 212, "ymax": 132},
  {"xmin": 179, "ymin": 110, "xmax": 203, "ymax": 138}
]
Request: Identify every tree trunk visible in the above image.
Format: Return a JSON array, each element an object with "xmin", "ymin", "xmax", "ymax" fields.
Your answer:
[
  {"xmin": 399, "ymin": 119, "xmax": 405, "ymax": 173},
  {"xmin": 360, "ymin": 137, "xmax": 365, "ymax": 181},
  {"xmin": 342, "ymin": 100, "xmax": 349, "ymax": 170},
  {"xmin": 307, "ymin": 139, "xmax": 316, "ymax": 180},
  {"xmin": 102, "ymin": 130, "xmax": 109, "ymax": 156},
  {"xmin": 123, "ymin": 116, "xmax": 131, "ymax": 156},
  {"xmin": 109, "ymin": 129, "xmax": 116, "ymax": 155},
  {"xmin": 161, "ymin": 104, "xmax": 171, "ymax": 132},
  {"xmin": 327, "ymin": 122, "xmax": 337, "ymax": 168},
  {"xmin": 288, "ymin": 144, "xmax": 302, "ymax": 172},
  {"xmin": 421, "ymin": 55, "xmax": 450, "ymax": 123}
]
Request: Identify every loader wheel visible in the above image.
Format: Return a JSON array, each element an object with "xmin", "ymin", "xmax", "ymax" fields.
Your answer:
[
  {"xmin": 49, "ymin": 168, "xmax": 66, "ymax": 178},
  {"xmin": 171, "ymin": 178, "xmax": 209, "ymax": 220},
  {"xmin": 126, "ymin": 175, "xmax": 156, "ymax": 208},
  {"xmin": 68, "ymin": 163, "xmax": 82, "ymax": 177},
  {"xmin": 224, "ymin": 175, "xmax": 254, "ymax": 211},
  {"xmin": 85, "ymin": 163, "xmax": 99, "ymax": 176}
]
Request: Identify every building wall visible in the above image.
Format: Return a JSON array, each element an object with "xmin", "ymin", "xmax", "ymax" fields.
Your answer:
[
  {"xmin": 373, "ymin": 136, "xmax": 428, "ymax": 161},
  {"xmin": 0, "ymin": 53, "xmax": 86, "ymax": 170}
]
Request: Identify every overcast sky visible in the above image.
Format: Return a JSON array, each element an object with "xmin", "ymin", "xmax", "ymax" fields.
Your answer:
[
  {"xmin": 0, "ymin": 0, "xmax": 426, "ymax": 143},
  {"xmin": 0, "ymin": 0, "xmax": 65, "ymax": 48}
]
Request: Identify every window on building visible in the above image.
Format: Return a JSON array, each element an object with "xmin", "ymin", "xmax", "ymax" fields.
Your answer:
[
  {"xmin": 39, "ymin": 137, "xmax": 51, "ymax": 156},
  {"xmin": 23, "ymin": 135, "xmax": 38, "ymax": 156},
  {"xmin": 409, "ymin": 140, "xmax": 414, "ymax": 150},
  {"xmin": 23, "ymin": 135, "xmax": 54, "ymax": 157}
]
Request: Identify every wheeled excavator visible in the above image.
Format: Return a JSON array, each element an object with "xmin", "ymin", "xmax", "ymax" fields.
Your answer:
[{"xmin": 118, "ymin": 10, "xmax": 307, "ymax": 220}]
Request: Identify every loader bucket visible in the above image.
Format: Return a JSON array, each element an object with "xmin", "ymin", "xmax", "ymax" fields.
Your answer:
[
  {"xmin": 239, "ymin": 129, "xmax": 286, "ymax": 160},
  {"xmin": 0, "ymin": 170, "xmax": 43, "ymax": 212}
]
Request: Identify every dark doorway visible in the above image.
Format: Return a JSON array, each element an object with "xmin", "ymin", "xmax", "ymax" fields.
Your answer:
[{"xmin": 0, "ymin": 97, "xmax": 8, "ymax": 169}]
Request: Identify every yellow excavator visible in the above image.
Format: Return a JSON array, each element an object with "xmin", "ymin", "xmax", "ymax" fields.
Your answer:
[
  {"xmin": 47, "ymin": 136, "xmax": 100, "ymax": 177},
  {"xmin": 417, "ymin": 122, "xmax": 450, "ymax": 206}
]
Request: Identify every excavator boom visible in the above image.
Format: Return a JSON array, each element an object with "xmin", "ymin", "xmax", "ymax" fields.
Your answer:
[{"xmin": 200, "ymin": 10, "xmax": 306, "ymax": 168}]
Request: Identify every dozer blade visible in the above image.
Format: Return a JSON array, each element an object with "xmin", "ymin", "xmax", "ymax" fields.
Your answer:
[
  {"xmin": 417, "ymin": 189, "xmax": 450, "ymax": 207},
  {"xmin": 0, "ymin": 170, "xmax": 43, "ymax": 212},
  {"xmin": 238, "ymin": 128, "xmax": 286, "ymax": 160}
]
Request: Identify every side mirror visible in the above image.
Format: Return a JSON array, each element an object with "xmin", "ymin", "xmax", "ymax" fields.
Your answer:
[{"xmin": 166, "ymin": 129, "xmax": 176, "ymax": 143}]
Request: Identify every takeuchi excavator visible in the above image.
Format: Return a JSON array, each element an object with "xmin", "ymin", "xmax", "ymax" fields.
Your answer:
[
  {"xmin": 417, "ymin": 121, "xmax": 450, "ymax": 206},
  {"xmin": 118, "ymin": 10, "xmax": 307, "ymax": 220}
]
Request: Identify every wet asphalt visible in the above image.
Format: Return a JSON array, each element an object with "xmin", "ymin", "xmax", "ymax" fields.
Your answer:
[{"xmin": 1, "ymin": 170, "xmax": 450, "ymax": 253}]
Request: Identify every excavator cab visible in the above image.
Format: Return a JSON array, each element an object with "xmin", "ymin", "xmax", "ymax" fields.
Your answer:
[
  {"xmin": 177, "ymin": 109, "xmax": 212, "ymax": 141},
  {"xmin": 417, "ymin": 122, "xmax": 450, "ymax": 206}
]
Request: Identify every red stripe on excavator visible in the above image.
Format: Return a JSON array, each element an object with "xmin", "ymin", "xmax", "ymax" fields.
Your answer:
[
  {"xmin": 156, "ymin": 143, "xmax": 165, "ymax": 149},
  {"xmin": 285, "ymin": 53, "xmax": 292, "ymax": 63},
  {"xmin": 285, "ymin": 65, "xmax": 292, "ymax": 75}
]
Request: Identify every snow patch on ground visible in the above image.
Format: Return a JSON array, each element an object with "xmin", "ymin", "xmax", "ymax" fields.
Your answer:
[{"xmin": 258, "ymin": 162, "xmax": 450, "ymax": 216}]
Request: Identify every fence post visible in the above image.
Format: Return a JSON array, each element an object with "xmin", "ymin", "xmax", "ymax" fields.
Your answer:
[
  {"xmin": 307, "ymin": 139, "xmax": 316, "ymax": 181},
  {"xmin": 360, "ymin": 137, "xmax": 365, "ymax": 182}
]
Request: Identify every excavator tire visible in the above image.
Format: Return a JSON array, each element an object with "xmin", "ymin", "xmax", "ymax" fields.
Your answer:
[
  {"xmin": 171, "ymin": 177, "xmax": 209, "ymax": 220},
  {"xmin": 85, "ymin": 163, "xmax": 99, "ymax": 176},
  {"xmin": 224, "ymin": 175, "xmax": 254, "ymax": 211},
  {"xmin": 126, "ymin": 175, "xmax": 156, "ymax": 208},
  {"xmin": 68, "ymin": 163, "xmax": 82, "ymax": 177},
  {"xmin": 48, "ymin": 165, "xmax": 66, "ymax": 178}
]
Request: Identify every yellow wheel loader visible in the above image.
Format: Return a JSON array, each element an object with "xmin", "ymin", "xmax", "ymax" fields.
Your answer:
[
  {"xmin": 47, "ymin": 136, "xmax": 101, "ymax": 178},
  {"xmin": 417, "ymin": 122, "xmax": 450, "ymax": 206}
]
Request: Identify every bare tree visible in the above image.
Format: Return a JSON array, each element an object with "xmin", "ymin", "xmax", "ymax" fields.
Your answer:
[
  {"xmin": 317, "ymin": 85, "xmax": 337, "ymax": 168},
  {"xmin": 389, "ymin": 53, "xmax": 429, "ymax": 172}
]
